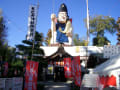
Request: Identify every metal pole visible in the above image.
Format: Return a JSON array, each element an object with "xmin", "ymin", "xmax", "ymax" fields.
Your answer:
[{"xmin": 85, "ymin": 0, "xmax": 90, "ymax": 68}]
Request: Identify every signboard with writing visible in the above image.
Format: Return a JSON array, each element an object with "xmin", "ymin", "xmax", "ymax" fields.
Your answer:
[
  {"xmin": 27, "ymin": 5, "xmax": 37, "ymax": 40},
  {"xmin": 103, "ymin": 45, "xmax": 120, "ymax": 58}
]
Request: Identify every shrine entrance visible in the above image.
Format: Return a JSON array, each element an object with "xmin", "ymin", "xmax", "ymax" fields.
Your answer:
[
  {"xmin": 54, "ymin": 66, "xmax": 66, "ymax": 82},
  {"xmin": 46, "ymin": 45, "xmax": 72, "ymax": 82}
]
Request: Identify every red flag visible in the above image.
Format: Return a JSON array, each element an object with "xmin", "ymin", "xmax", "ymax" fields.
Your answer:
[
  {"xmin": 73, "ymin": 56, "xmax": 81, "ymax": 86},
  {"xmin": 64, "ymin": 58, "xmax": 72, "ymax": 78},
  {"xmin": 24, "ymin": 61, "xmax": 39, "ymax": 90}
]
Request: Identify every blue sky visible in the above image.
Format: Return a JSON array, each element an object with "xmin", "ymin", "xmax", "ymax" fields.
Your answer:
[{"xmin": 0, "ymin": 0, "xmax": 120, "ymax": 47}]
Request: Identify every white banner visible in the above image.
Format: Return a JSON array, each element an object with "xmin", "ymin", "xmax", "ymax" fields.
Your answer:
[
  {"xmin": 117, "ymin": 72, "xmax": 120, "ymax": 89},
  {"xmin": 82, "ymin": 74, "xmax": 99, "ymax": 88},
  {"xmin": 0, "ymin": 77, "xmax": 23, "ymax": 90},
  {"xmin": 27, "ymin": 5, "xmax": 37, "ymax": 40},
  {"xmin": 12, "ymin": 77, "xmax": 23, "ymax": 90},
  {"xmin": 5, "ymin": 78, "xmax": 13, "ymax": 90},
  {"xmin": 0, "ymin": 78, "xmax": 5, "ymax": 88}
]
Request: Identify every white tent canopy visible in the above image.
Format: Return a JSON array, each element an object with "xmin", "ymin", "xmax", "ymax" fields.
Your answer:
[{"xmin": 94, "ymin": 54, "xmax": 120, "ymax": 76}]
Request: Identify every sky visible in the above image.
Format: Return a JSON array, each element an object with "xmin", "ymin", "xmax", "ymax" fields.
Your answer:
[{"xmin": 0, "ymin": 0, "xmax": 120, "ymax": 47}]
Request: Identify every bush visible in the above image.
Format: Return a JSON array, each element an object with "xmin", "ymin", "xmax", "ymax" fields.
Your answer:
[
  {"xmin": 37, "ymin": 84, "xmax": 44, "ymax": 90},
  {"xmin": 70, "ymin": 82, "xmax": 80, "ymax": 90}
]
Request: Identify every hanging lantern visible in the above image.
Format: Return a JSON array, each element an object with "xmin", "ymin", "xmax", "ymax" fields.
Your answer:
[
  {"xmin": 60, "ymin": 61, "xmax": 64, "ymax": 66},
  {"xmin": 56, "ymin": 62, "xmax": 58, "ymax": 65},
  {"xmin": 58, "ymin": 61, "xmax": 60, "ymax": 65}
]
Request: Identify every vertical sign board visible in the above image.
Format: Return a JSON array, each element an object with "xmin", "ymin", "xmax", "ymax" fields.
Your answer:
[
  {"xmin": 27, "ymin": 5, "xmax": 37, "ymax": 40},
  {"xmin": 64, "ymin": 58, "xmax": 72, "ymax": 78},
  {"xmin": 24, "ymin": 61, "xmax": 39, "ymax": 90}
]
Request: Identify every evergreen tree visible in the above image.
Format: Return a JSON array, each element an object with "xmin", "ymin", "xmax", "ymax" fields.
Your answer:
[
  {"xmin": 16, "ymin": 31, "xmax": 44, "ymax": 59},
  {"xmin": 85, "ymin": 15, "xmax": 118, "ymax": 46},
  {"xmin": 0, "ymin": 9, "xmax": 8, "ymax": 61},
  {"xmin": 16, "ymin": 31, "xmax": 45, "ymax": 65}
]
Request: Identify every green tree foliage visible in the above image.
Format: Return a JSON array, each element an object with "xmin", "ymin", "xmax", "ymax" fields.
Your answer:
[
  {"xmin": 0, "ymin": 9, "xmax": 10, "ymax": 61},
  {"xmin": 45, "ymin": 29, "xmax": 52, "ymax": 46},
  {"xmin": 16, "ymin": 31, "xmax": 45, "ymax": 62},
  {"xmin": 73, "ymin": 34, "xmax": 88, "ymax": 46},
  {"xmin": 86, "ymin": 15, "xmax": 117, "ymax": 46},
  {"xmin": 16, "ymin": 31, "xmax": 47, "ymax": 79},
  {"xmin": 0, "ymin": 9, "xmax": 7, "ymax": 47},
  {"xmin": 93, "ymin": 36, "xmax": 110, "ymax": 46}
]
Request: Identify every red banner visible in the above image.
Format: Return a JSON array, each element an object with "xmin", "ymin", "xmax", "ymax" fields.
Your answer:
[
  {"xmin": 71, "ymin": 59, "xmax": 75, "ymax": 78},
  {"xmin": 3, "ymin": 62, "xmax": 8, "ymax": 76},
  {"xmin": 73, "ymin": 56, "xmax": 81, "ymax": 86},
  {"xmin": 64, "ymin": 58, "xmax": 72, "ymax": 78},
  {"xmin": 24, "ymin": 61, "xmax": 39, "ymax": 90}
]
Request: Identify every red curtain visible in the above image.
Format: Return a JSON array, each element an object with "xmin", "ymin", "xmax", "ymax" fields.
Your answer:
[
  {"xmin": 64, "ymin": 58, "xmax": 72, "ymax": 78},
  {"xmin": 71, "ymin": 59, "xmax": 75, "ymax": 78},
  {"xmin": 24, "ymin": 61, "xmax": 39, "ymax": 90}
]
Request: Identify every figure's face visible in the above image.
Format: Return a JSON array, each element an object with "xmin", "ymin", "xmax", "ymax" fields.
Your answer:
[{"xmin": 58, "ymin": 12, "xmax": 67, "ymax": 23}]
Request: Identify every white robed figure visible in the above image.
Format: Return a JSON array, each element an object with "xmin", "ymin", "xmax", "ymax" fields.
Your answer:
[{"xmin": 50, "ymin": 3, "xmax": 73, "ymax": 45}]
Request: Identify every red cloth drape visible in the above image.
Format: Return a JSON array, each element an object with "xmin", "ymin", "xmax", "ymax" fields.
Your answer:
[
  {"xmin": 100, "ymin": 75, "xmax": 116, "ymax": 89},
  {"xmin": 64, "ymin": 58, "xmax": 72, "ymax": 78},
  {"xmin": 107, "ymin": 75, "xmax": 116, "ymax": 86}
]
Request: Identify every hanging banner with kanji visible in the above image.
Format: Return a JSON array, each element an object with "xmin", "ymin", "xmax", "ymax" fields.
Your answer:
[
  {"xmin": 73, "ymin": 56, "xmax": 81, "ymax": 86},
  {"xmin": 26, "ymin": 5, "xmax": 37, "ymax": 40},
  {"xmin": 64, "ymin": 58, "xmax": 72, "ymax": 78},
  {"xmin": 24, "ymin": 61, "xmax": 39, "ymax": 90}
]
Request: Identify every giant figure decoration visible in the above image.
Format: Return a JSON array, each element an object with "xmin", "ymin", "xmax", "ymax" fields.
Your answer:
[{"xmin": 50, "ymin": 3, "xmax": 73, "ymax": 45}]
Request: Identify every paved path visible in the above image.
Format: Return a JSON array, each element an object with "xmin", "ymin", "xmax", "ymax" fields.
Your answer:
[{"xmin": 43, "ymin": 81, "xmax": 71, "ymax": 90}]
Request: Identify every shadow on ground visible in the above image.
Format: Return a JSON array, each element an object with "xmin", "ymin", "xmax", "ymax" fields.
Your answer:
[{"xmin": 38, "ymin": 81, "xmax": 71, "ymax": 90}]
